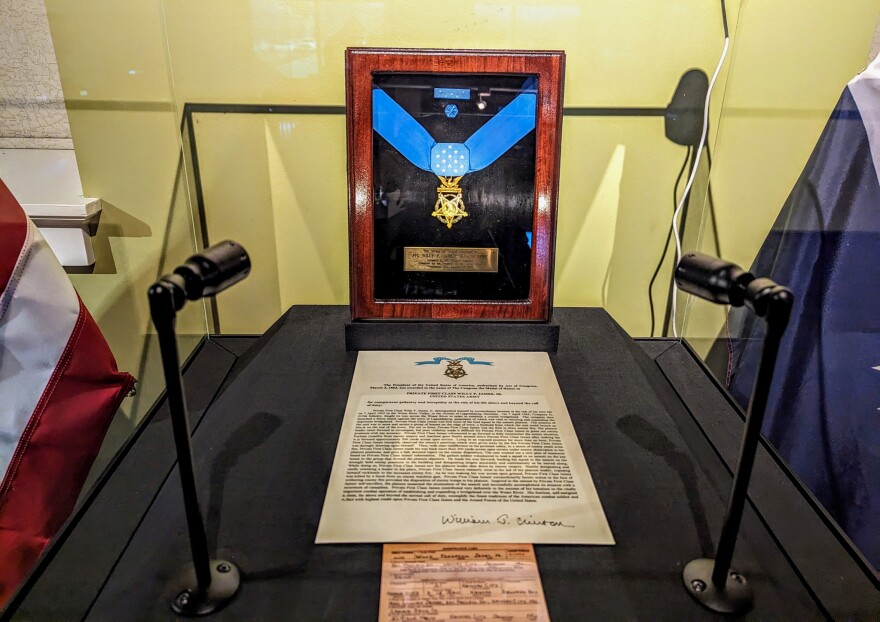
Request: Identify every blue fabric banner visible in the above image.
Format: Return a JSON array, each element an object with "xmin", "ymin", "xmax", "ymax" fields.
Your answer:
[{"xmin": 723, "ymin": 70, "xmax": 880, "ymax": 568}]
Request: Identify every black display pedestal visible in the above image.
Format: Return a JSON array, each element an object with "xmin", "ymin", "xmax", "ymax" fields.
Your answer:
[
  {"xmin": 345, "ymin": 320, "xmax": 559, "ymax": 352},
  {"xmin": 8, "ymin": 308, "xmax": 876, "ymax": 622}
]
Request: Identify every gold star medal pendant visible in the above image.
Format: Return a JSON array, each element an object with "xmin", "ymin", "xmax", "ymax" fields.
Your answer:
[{"xmin": 433, "ymin": 176, "xmax": 467, "ymax": 228}]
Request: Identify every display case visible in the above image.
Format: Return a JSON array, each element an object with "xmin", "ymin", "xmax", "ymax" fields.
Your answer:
[
  {"xmin": 3, "ymin": 0, "xmax": 879, "ymax": 618},
  {"xmin": 346, "ymin": 48, "xmax": 564, "ymax": 321}
]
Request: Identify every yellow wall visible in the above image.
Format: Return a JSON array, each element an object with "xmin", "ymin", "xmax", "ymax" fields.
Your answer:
[
  {"xmin": 44, "ymin": 0, "xmax": 878, "ymax": 368},
  {"xmin": 162, "ymin": 1, "xmax": 735, "ymax": 107},
  {"xmin": 45, "ymin": 0, "xmax": 207, "ymax": 443}
]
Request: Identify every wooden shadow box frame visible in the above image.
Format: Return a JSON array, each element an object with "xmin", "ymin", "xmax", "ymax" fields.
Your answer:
[{"xmin": 346, "ymin": 48, "xmax": 565, "ymax": 321}]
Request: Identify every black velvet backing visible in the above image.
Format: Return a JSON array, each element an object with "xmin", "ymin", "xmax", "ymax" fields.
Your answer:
[{"xmin": 372, "ymin": 73, "xmax": 535, "ymax": 301}]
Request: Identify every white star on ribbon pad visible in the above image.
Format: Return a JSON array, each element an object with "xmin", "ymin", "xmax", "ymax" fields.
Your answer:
[{"xmin": 430, "ymin": 143, "xmax": 470, "ymax": 176}]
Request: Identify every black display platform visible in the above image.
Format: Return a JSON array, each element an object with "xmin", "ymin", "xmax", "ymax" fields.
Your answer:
[
  {"xmin": 4, "ymin": 307, "xmax": 877, "ymax": 621},
  {"xmin": 345, "ymin": 319, "xmax": 559, "ymax": 351}
]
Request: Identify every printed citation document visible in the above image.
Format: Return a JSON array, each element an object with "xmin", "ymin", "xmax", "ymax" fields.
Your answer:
[{"xmin": 315, "ymin": 351, "xmax": 614, "ymax": 544}]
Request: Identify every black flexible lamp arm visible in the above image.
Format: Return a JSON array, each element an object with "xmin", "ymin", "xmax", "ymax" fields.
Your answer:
[
  {"xmin": 148, "ymin": 240, "xmax": 250, "ymax": 616},
  {"xmin": 675, "ymin": 251, "xmax": 793, "ymax": 615}
]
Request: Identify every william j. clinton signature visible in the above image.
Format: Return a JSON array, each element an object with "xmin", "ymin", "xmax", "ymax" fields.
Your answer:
[{"xmin": 440, "ymin": 513, "xmax": 574, "ymax": 528}]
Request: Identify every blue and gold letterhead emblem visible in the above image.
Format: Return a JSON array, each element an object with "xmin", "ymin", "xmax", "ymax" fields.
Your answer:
[
  {"xmin": 444, "ymin": 359, "xmax": 467, "ymax": 379},
  {"xmin": 415, "ymin": 356, "xmax": 493, "ymax": 380}
]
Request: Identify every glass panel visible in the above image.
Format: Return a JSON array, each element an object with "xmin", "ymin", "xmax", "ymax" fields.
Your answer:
[
  {"xmin": 188, "ymin": 112, "xmax": 349, "ymax": 334},
  {"xmin": 372, "ymin": 72, "xmax": 536, "ymax": 301},
  {"xmin": 0, "ymin": 0, "xmax": 208, "ymax": 603},
  {"xmin": 681, "ymin": 1, "xmax": 880, "ymax": 570},
  {"xmin": 12, "ymin": 0, "xmax": 880, "ymax": 614},
  {"xmin": 157, "ymin": 0, "xmax": 747, "ymax": 338},
  {"xmin": 41, "ymin": 0, "xmax": 207, "ymax": 481},
  {"xmin": 186, "ymin": 108, "xmax": 730, "ymax": 335}
]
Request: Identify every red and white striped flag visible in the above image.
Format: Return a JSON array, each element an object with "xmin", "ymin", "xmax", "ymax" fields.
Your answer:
[{"xmin": 0, "ymin": 179, "xmax": 134, "ymax": 604}]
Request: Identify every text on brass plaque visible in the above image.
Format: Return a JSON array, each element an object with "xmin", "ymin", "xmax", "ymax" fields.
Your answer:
[{"xmin": 403, "ymin": 247, "xmax": 499, "ymax": 273}]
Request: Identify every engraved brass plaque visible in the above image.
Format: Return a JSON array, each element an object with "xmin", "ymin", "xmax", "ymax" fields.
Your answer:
[{"xmin": 403, "ymin": 247, "xmax": 499, "ymax": 273}]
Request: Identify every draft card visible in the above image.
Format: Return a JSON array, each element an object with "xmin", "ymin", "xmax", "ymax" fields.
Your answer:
[{"xmin": 379, "ymin": 543, "xmax": 550, "ymax": 622}]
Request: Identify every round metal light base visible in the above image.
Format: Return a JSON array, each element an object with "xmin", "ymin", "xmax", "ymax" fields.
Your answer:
[
  {"xmin": 170, "ymin": 559, "xmax": 241, "ymax": 616},
  {"xmin": 682, "ymin": 558, "xmax": 753, "ymax": 615}
]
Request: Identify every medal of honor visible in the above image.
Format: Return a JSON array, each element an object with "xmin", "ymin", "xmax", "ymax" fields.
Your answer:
[
  {"xmin": 347, "ymin": 49, "xmax": 565, "ymax": 321},
  {"xmin": 433, "ymin": 176, "xmax": 466, "ymax": 227},
  {"xmin": 372, "ymin": 82, "xmax": 537, "ymax": 228}
]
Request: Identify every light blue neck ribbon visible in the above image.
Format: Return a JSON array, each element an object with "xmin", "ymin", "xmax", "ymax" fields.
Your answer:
[{"xmin": 372, "ymin": 81, "xmax": 537, "ymax": 177}]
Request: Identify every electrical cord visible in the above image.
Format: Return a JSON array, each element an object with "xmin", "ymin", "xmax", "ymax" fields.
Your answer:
[
  {"xmin": 649, "ymin": 145, "xmax": 692, "ymax": 337},
  {"xmin": 669, "ymin": 0, "xmax": 729, "ymax": 337}
]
